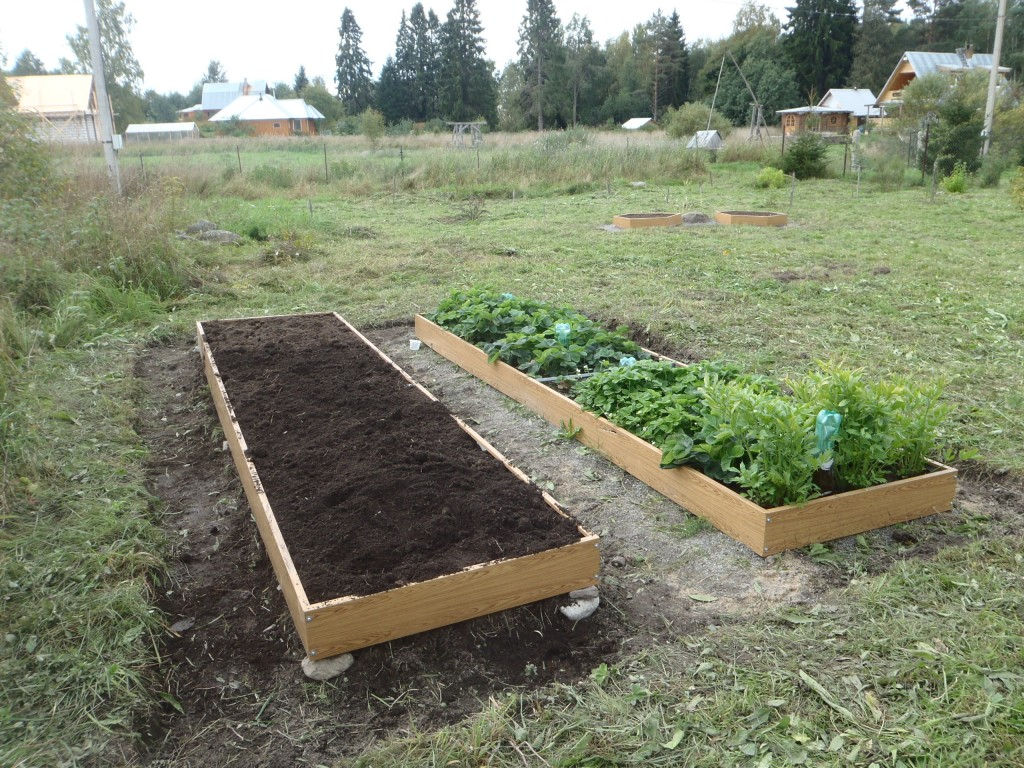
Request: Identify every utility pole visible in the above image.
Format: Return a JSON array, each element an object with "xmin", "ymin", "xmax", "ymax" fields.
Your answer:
[
  {"xmin": 982, "ymin": 0, "xmax": 1008, "ymax": 157},
  {"xmin": 83, "ymin": 0, "xmax": 122, "ymax": 196}
]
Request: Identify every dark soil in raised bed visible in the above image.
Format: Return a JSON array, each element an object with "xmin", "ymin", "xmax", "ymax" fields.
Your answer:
[{"xmin": 200, "ymin": 313, "xmax": 583, "ymax": 603}]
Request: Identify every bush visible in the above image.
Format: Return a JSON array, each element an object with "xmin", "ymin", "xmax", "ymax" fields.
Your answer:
[
  {"xmin": 664, "ymin": 102, "xmax": 732, "ymax": 140},
  {"xmin": 977, "ymin": 155, "xmax": 1006, "ymax": 188},
  {"xmin": 754, "ymin": 166, "xmax": 786, "ymax": 189},
  {"xmin": 781, "ymin": 133, "xmax": 828, "ymax": 180},
  {"xmin": 941, "ymin": 161, "xmax": 968, "ymax": 193},
  {"xmin": 1010, "ymin": 167, "xmax": 1024, "ymax": 209},
  {"xmin": 0, "ymin": 106, "xmax": 54, "ymax": 201},
  {"xmin": 360, "ymin": 108, "xmax": 385, "ymax": 145}
]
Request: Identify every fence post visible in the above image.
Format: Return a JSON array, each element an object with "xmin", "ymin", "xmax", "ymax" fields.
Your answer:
[
  {"xmin": 930, "ymin": 158, "xmax": 940, "ymax": 202},
  {"xmin": 323, "ymin": 143, "xmax": 329, "ymax": 183},
  {"xmin": 236, "ymin": 145, "xmax": 242, "ymax": 175},
  {"xmin": 789, "ymin": 172, "xmax": 796, "ymax": 208}
]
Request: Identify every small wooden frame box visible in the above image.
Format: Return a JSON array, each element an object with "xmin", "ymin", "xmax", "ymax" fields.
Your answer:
[
  {"xmin": 414, "ymin": 315, "xmax": 957, "ymax": 557},
  {"xmin": 197, "ymin": 314, "xmax": 599, "ymax": 661}
]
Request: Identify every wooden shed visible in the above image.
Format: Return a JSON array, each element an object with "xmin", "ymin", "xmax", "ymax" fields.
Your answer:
[{"xmin": 777, "ymin": 89, "xmax": 877, "ymax": 136}]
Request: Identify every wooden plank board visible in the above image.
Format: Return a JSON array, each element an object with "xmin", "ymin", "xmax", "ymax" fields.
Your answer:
[
  {"xmin": 414, "ymin": 314, "xmax": 958, "ymax": 556},
  {"xmin": 305, "ymin": 537, "xmax": 599, "ymax": 659},
  {"xmin": 196, "ymin": 322, "xmax": 312, "ymax": 649},
  {"xmin": 197, "ymin": 315, "xmax": 599, "ymax": 660},
  {"xmin": 762, "ymin": 463, "xmax": 957, "ymax": 555}
]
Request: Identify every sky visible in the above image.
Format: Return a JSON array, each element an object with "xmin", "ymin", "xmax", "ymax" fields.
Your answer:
[{"xmin": 1, "ymin": 0, "xmax": 799, "ymax": 96}]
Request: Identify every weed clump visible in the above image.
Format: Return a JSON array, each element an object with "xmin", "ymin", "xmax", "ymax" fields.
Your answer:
[{"xmin": 941, "ymin": 161, "xmax": 969, "ymax": 194}]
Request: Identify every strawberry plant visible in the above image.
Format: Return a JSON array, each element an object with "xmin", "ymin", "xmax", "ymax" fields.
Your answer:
[{"xmin": 431, "ymin": 287, "xmax": 647, "ymax": 378}]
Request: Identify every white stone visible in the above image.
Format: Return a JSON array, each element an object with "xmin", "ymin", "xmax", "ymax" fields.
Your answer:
[
  {"xmin": 569, "ymin": 586, "xmax": 600, "ymax": 600},
  {"xmin": 559, "ymin": 596, "xmax": 600, "ymax": 621},
  {"xmin": 301, "ymin": 653, "xmax": 354, "ymax": 681}
]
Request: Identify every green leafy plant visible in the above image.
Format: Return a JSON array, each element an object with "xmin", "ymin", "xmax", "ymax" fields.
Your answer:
[
  {"xmin": 788, "ymin": 362, "xmax": 949, "ymax": 490},
  {"xmin": 941, "ymin": 161, "xmax": 969, "ymax": 194},
  {"xmin": 431, "ymin": 287, "xmax": 647, "ymax": 379},
  {"xmin": 754, "ymin": 166, "xmax": 786, "ymax": 189}
]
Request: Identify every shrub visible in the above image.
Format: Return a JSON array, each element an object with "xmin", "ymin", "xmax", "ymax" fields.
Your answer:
[
  {"xmin": 977, "ymin": 155, "xmax": 1006, "ymax": 188},
  {"xmin": 941, "ymin": 161, "xmax": 968, "ymax": 193},
  {"xmin": 781, "ymin": 132, "xmax": 828, "ymax": 179},
  {"xmin": 360, "ymin": 108, "xmax": 385, "ymax": 146},
  {"xmin": 1010, "ymin": 167, "xmax": 1024, "ymax": 209},
  {"xmin": 754, "ymin": 166, "xmax": 786, "ymax": 189},
  {"xmin": 0, "ymin": 106, "xmax": 54, "ymax": 201},
  {"xmin": 664, "ymin": 102, "xmax": 732, "ymax": 140}
]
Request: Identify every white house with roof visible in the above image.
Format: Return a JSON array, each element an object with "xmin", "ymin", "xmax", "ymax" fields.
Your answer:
[
  {"xmin": 875, "ymin": 49, "xmax": 1010, "ymax": 112},
  {"xmin": 178, "ymin": 79, "xmax": 271, "ymax": 120},
  {"xmin": 8, "ymin": 73, "xmax": 103, "ymax": 143},
  {"xmin": 209, "ymin": 93, "xmax": 325, "ymax": 136},
  {"xmin": 777, "ymin": 88, "xmax": 877, "ymax": 135}
]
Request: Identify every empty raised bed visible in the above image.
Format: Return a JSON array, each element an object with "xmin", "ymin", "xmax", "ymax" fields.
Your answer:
[
  {"xmin": 612, "ymin": 212, "xmax": 683, "ymax": 228},
  {"xmin": 414, "ymin": 314, "xmax": 957, "ymax": 556},
  {"xmin": 198, "ymin": 313, "xmax": 599, "ymax": 661},
  {"xmin": 715, "ymin": 210, "xmax": 788, "ymax": 227}
]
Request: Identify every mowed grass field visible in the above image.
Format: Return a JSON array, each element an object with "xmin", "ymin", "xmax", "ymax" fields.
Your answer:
[{"xmin": 2, "ymin": 130, "xmax": 1023, "ymax": 766}]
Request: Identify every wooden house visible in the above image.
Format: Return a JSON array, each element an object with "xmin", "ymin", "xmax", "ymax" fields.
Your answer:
[
  {"xmin": 875, "ymin": 48, "xmax": 1009, "ymax": 114},
  {"xmin": 777, "ymin": 89, "xmax": 877, "ymax": 136},
  {"xmin": 208, "ymin": 94, "xmax": 325, "ymax": 136},
  {"xmin": 8, "ymin": 74, "xmax": 103, "ymax": 143}
]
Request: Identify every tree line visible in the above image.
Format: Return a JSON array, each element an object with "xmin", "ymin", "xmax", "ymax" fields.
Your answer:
[{"xmin": 4, "ymin": 0, "xmax": 1023, "ymax": 132}]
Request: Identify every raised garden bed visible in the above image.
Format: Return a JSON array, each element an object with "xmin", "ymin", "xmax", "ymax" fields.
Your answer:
[
  {"xmin": 715, "ymin": 210, "xmax": 788, "ymax": 227},
  {"xmin": 197, "ymin": 313, "xmax": 599, "ymax": 661},
  {"xmin": 612, "ymin": 212, "xmax": 683, "ymax": 228},
  {"xmin": 414, "ymin": 315, "xmax": 957, "ymax": 556}
]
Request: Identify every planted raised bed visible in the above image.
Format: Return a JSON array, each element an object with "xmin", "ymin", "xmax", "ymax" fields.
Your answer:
[
  {"xmin": 198, "ymin": 313, "xmax": 599, "ymax": 661},
  {"xmin": 415, "ymin": 314, "xmax": 957, "ymax": 556}
]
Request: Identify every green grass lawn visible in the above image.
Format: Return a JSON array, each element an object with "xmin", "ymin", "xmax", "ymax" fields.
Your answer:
[{"xmin": 3, "ymin": 132, "xmax": 1023, "ymax": 765}]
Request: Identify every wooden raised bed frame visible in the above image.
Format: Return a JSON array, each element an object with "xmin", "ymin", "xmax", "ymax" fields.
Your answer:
[
  {"xmin": 197, "ymin": 314, "xmax": 599, "ymax": 661},
  {"xmin": 414, "ymin": 315, "xmax": 957, "ymax": 557},
  {"xmin": 714, "ymin": 210, "xmax": 788, "ymax": 227},
  {"xmin": 612, "ymin": 212, "xmax": 683, "ymax": 229}
]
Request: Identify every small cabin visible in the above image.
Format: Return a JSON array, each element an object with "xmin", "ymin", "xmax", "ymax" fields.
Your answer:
[{"xmin": 777, "ymin": 89, "xmax": 877, "ymax": 136}]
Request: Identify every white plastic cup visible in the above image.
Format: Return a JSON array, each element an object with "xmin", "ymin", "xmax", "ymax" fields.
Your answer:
[{"xmin": 409, "ymin": 339, "xmax": 422, "ymax": 351}]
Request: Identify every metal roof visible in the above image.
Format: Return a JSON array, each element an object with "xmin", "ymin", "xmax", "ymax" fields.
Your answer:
[
  {"xmin": 209, "ymin": 94, "xmax": 325, "ymax": 122},
  {"xmin": 125, "ymin": 122, "xmax": 199, "ymax": 134},
  {"xmin": 819, "ymin": 89, "xmax": 877, "ymax": 118},
  {"xmin": 200, "ymin": 80, "xmax": 270, "ymax": 111},
  {"xmin": 687, "ymin": 130, "xmax": 724, "ymax": 149},
  {"xmin": 8, "ymin": 74, "xmax": 95, "ymax": 114},
  {"xmin": 903, "ymin": 51, "xmax": 1003, "ymax": 78},
  {"xmin": 621, "ymin": 117, "xmax": 653, "ymax": 130}
]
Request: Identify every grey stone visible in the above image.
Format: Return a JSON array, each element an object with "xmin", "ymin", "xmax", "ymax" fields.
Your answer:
[
  {"xmin": 610, "ymin": 555, "xmax": 627, "ymax": 568},
  {"xmin": 184, "ymin": 220, "xmax": 216, "ymax": 234},
  {"xmin": 682, "ymin": 212, "xmax": 712, "ymax": 224},
  {"xmin": 301, "ymin": 653, "xmax": 354, "ymax": 681},
  {"xmin": 196, "ymin": 229, "xmax": 242, "ymax": 244},
  {"xmin": 570, "ymin": 585, "xmax": 600, "ymax": 600}
]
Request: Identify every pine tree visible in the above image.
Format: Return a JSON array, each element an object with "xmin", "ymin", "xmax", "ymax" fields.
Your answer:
[
  {"xmin": 294, "ymin": 65, "xmax": 309, "ymax": 95},
  {"xmin": 437, "ymin": 0, "xmax": 497, "ymax": 124},
  {"xmin": 850, "ymin": 0, "xmax": 904, "ymax": 93},
  {"xmin": 647, "ymin": 10, "xmax": 689, "ymax": 120},
  {"xmin": 517, "ymin": 0, "xmax": 566, "ymax": 130},
  {"xmin": 335, "ymin": 8, "xmax": 374, "ymax": 114},
  {"xmin": 564, "ymin": 14, "xmax": 606, "ymax": 127},
  {"xmin": 784, "ymin": 0, "xmax": 858, "ymax": 101},
  {"xmin": 408, "ymin": 5, "xmax": 442, "ymax": 121}
]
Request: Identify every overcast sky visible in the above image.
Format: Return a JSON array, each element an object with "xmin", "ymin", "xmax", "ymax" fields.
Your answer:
[{"xmin": 2, "ymin": 0, "xmax": 803, "ymax": 95}]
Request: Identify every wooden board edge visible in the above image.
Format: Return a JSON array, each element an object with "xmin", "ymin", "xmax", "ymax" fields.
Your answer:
[
  {"xmin": 196, "ymin": 321, "xmax": 312, "ymax": 647},
  {"xmin": 762, "ymin": 468, "xmax": 957, "ymax": 555},
  {"xmin": 304, "ymin": 536, "xmax": 601, "ymax": 658}
]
